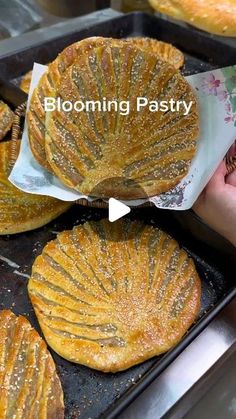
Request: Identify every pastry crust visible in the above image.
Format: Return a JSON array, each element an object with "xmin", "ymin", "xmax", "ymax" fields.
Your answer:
[
  {"xmin": 45, "ymin": 42, "xmax": 198, "ymax": 199},
  {"xmin": 128, "ymin": 37, "xmax": 184, "ymax": 69},
  {"xmin": 28, "ymin": 219, "xmax": 201, "ymax": 373},
  {"xmin": 0, "ymin": 310, "xmax": 64, "ymax": 418},
  {"xmin": 20, "ymin": 70, "xmax": 32, "ymax": 94},
  {"xmin": 0, "ymin": 140, "xmax": 71, "ymax": 234},
  {"xmin": 0, "ymin": 101, "xmax": 14, "ymax": 141},
  {"xmin": 149, "ymin": 0, "xmax": 236, "ymax": 36}
]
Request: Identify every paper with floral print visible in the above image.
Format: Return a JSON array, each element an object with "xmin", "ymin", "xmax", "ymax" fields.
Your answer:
[{"xmin": 9, "ymin": 63, "xmax": 236, "ymax": 209}]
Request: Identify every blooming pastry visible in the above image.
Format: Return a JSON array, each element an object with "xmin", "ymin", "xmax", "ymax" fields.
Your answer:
[
  {"xmin": 44, "ymin": 42, "xmax": 198, "ymax": 198},
  {"xmin": 0, "ymin": 310, "xmax": 64, "ymax": 418},
  {"xmin": 28, "ymin": 219, "xmax": 201, "ymax": 372}
]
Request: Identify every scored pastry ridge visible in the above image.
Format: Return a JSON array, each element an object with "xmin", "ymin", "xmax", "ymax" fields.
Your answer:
[
  {"xmin": 28, "ymin": 219, "xmax": 201, "ymax": 373},
  {"xmin": 44, "ymin": 42, "xmax": 198, "ymax": 199},
  {"xmin": 128, "ymin": 37, "xmax": 184, "ymax": 69},
  {"xmin": 0, "ymin": 310, "xmax": 64, "ymax": 418}
]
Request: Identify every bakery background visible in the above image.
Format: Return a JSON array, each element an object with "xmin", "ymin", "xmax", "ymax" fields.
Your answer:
[
  {"xmin": 1, "ymin": 0, "xmax": 236, "ymax": 39},
  {"xmin": 0, "ymin": 0, "xmax": 153, "ymax": 39},
  {"xmin": 0, "ymin": 1, "xmax": 236, "ymax": 419}
]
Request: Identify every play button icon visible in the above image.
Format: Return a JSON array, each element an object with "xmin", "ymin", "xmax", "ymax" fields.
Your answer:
[
  {"xmin": 108, "ymin": 198, "xmax": 131, "ymax": 222},
  {"xmin": 88, "ymin": 176, "xmax": 148, "ymax": 241}
]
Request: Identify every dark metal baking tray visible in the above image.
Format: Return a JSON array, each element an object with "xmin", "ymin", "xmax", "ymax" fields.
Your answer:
[{"xmin": 0, "ymin": 9, "xmax": 235, "ymax": 419}]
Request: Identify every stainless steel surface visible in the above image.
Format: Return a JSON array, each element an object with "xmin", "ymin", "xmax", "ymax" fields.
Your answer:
[
  {"xmin": 0, "ymin": 0, "xmax": 110, "ymax": 40},
  {"xmin": 0, "ymin": 8, "xmax": 122, "ymax": 59},
  {"xmin": 0, "ymin": 0, "xmax": 42, "ymax": 39},
  {"xmin": 176, "ymin": 345, "xmax": 236, "ymax": 419},
  {"xmin": 35, "ymin": 0, "xmax": 96, "ymax": 18},
  {"xmin": 119, "ymin": 298, "xmax": 236, "ymax": 419}
]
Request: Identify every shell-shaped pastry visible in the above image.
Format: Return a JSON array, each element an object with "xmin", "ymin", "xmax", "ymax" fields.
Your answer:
[
  {"xmin": 27, "ymin": 37, "xmax": 121, "ymax": 169},
  {"xmin": 27, "ymin": 36, "xmax": 184, "ymax": 173},
  {"xmin": 0, "ymin": 141, "xmax": 71, "ymax": 234},
  {"xmin": 0, "ymin": 101, "xmax": 14, "ymax": 141},
  {"xmin": 45, "ymin": 43, "xmax": 199, "ymax": 199},
  {"xmin": 20, "ymin": 70, "xmax": 32, "ymax": 94},
  {"xmin": 28, "ymin": 219, "xmax": 201, "ymax": 373},
  {"xmin": 0, "ymin": 310, "xmax": 64, "ymax": 418},
  {"xmin": 128, "ymin": 37, "xmax": 184, "ymax": 69}
]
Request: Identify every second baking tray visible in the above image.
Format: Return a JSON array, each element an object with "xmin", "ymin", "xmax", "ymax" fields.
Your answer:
[{"xmin": 0, "ymin": 9, "xmax": 235, "ymax": 419}]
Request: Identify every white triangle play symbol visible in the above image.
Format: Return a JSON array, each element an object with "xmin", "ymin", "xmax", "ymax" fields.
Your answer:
[{"xmin": 108, "ymin": 198, "xmax": 131, "ymax": 222}]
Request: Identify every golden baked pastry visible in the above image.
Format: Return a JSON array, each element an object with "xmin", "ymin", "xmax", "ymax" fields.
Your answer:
[
  {"xmin": 0, "ymin": 140, "xmax": 71, "ymax": 234},
  {"xmin": 45, "ymin": 42, "xmax": 198, "ymax": 199},
  {"xmin": 149, "ymin": 0, "xmax": 236, "ymax": 36},
  {"xmin": 28, "ymin": 219, "xmax": 201, "ymax": 373},
  {"xmin": 28, "ymin": 37, "xmax": 121, "ymax": 169},
  {"xmin": 28, "ymin": 36, "xmax": 183, "ymax": 171},
  {"xmin": 128, "ymin": 37, "xmax": 184, "ymax": 69},
  {"xmin": 20, "ymin": 70, "xmax": 32, "ymax": 94},
  {"xmin": 0, "ymin": 310, "xmax": 64, "ymax": 418},
  {"xmin": 0, "ymin": 101, "xmax": 14, "ymax": 141}
]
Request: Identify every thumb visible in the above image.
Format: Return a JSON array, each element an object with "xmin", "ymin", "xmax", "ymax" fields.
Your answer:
[
  {"xmin": 207, "ymin": 161, "xmax": 227, "ymax": 189},
  {"xmin": 226, "ymin": 170, "xmax": 236, "ymax": 187}
]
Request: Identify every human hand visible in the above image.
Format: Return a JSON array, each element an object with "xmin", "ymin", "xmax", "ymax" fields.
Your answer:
[{"xmin": 193, "ymin": 143, "xmax": 236, "ymax": 247}]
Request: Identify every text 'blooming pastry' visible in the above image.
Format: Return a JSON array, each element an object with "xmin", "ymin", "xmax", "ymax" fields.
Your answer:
[
  {"xmin": 0, "ymin": 310, "xmax": 64, "ymax": 418},
  {"xmin": 28, "ymin": 219, "xmax": 201, "ymax": 373},
  {"xmin": 0, "ymin": 140, "xmax": 71, "ymax": 234}
]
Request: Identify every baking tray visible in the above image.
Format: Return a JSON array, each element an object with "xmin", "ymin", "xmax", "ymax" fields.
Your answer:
[{"xmin": 0, "ymin": 9, "xmax": 236, "ymax": 419}]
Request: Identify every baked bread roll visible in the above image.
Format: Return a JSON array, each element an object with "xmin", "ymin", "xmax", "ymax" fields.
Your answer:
[
  {"xmin": 149, "ymin": 0, "xmax": 236, "ymax": 36},
  {"xmin": 44, "ymin": 42, "xmax": 198, "ymax": 199},
  {"xmin": 0, "ymin": 140, "xmax": 71, "ymax": 234},
  {"xmin": 0, "ymin": 310, "xmax": 64, "ymax": 418},
  {"xmin": 28, "ymin": 219, "xmax": 201, "ymax": 373},
  {"xmin": 129, "ymin": 37, "xmax": 184, "ymax": 69},
  {"xmin": 0, "ymin": 101, "xmax": 14, "ymax": 141}
]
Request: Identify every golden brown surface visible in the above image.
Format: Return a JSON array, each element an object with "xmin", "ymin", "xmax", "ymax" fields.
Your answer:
[
  {"xmin": 45, "ymin": 42, "xmax": 198, "ymax": 199},
  {"xmin": 28, "ymin": 219, "xmax": 201, "ymax": 373},
  {"xmin": 0, "ymin": 310, "xmax": 64, "ymax": 418},
  {"xmin": 27, "ymin": 37, "xmax": 120, "ymax": 169},
  {"xmin": 149, "ymin": 0, "xmax": 236, "ymax": 36},
  {"xmin": 0, "ymin": 101, "xmax": 14, "ymax": 141},
  {"xmin": 129, "ymin": 37, "xmax": 184, "ymax": 69},
  {"xmin": 20, "ymin": 70, "xmax": 32, "ymax": 94},
  {"xmin": 0, "ymin": 141, "xmax": 71, "ymax": 234}
]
